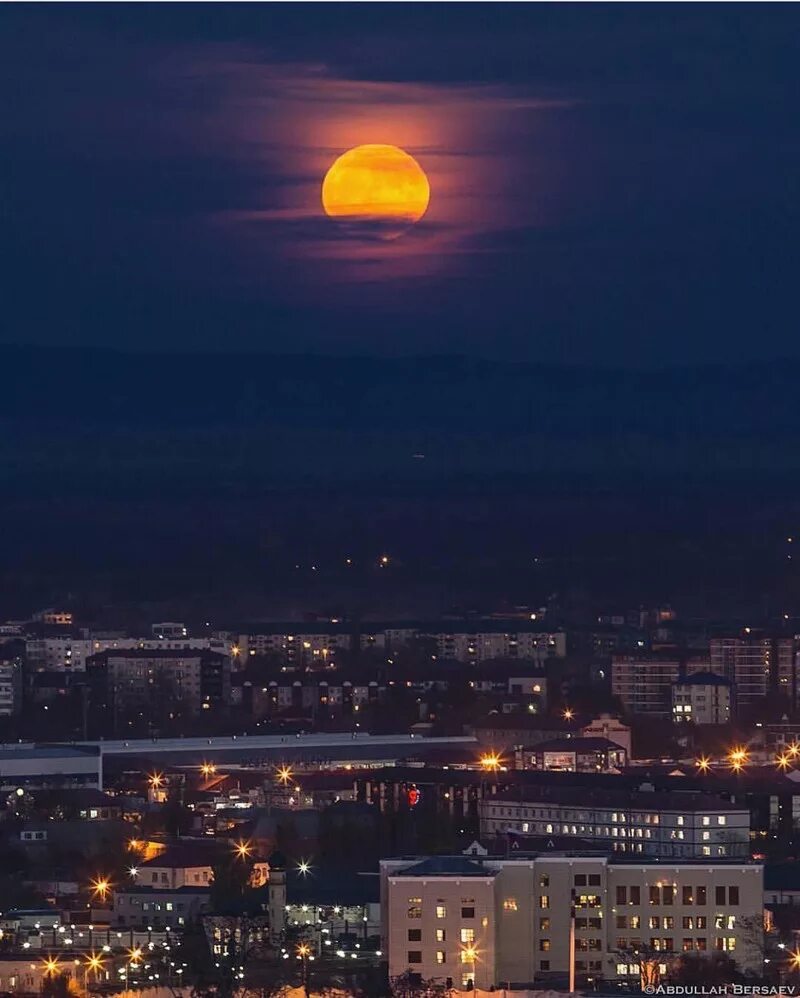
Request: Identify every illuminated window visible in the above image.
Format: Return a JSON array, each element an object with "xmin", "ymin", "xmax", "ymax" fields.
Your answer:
[
  {"xmin": 436, "ymin": 951, "xmax": 446, "ymax": 965},
  {"xmin": 435, "ymin": 929, "xmax": 445, "ymax": 943},
  {"xmin": 503, "ymin": 899, "xmax": 518, "ymax": 912},
  {"xmin": 407, "ymin": 899, "xmax": 422, "ymax": 919},
  {"xmin": 460, "ymin": 929, "xmax": 475, "ymax": 944},
  {"xmin": 539, "ymin": 895, "xmax": 550, "ymax": 909},
  {"xmin": 436, "ymin": 904, "xmax": 447, "ymax": 919}
]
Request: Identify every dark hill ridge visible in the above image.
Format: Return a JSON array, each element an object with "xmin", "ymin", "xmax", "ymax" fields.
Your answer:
[{"xmin": 0, "ymin": 345, "xmax": 798, "ymax": 617}]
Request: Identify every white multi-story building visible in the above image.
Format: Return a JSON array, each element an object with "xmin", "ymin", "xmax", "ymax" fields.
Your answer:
[
  {"xmin": 479, "ymin": 788, "xmax": 750, "ymax": 859},
  {"xmin": 0, "ymin": 646, "xmax": 22, "ymax": 715},
  {"xmin": 26, "ymin": 634, "xmax": 231, "ymax": 672},
  {"xmin": 381, "ymin": 852, "xmax": 763, "ymax": 989},
  {"xmin": 672, "ymin": 673, "xmax": 732, "ymax": 725}
]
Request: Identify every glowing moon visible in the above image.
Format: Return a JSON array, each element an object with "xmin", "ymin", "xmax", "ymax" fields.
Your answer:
[{"xmin": 321, "ymin": 144, "xmax": 430, "ymax": 235}]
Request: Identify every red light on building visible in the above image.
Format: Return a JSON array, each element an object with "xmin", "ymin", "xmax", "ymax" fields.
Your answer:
[{"xmin": 407, "ymin": 785, "xmax": 421, "ymax": 808}]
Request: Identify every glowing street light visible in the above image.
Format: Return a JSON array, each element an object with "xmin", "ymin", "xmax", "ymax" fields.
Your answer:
[
  {"xmin": 789, "ymin": 743, "xmax": 800, "ymax": 759},
  {"xmin": 461, "ymin": 945, "xmax": 478, "ymax": 964},
  {"xmin": 276, "ymin": 766, "xmax": 293, "ymax": 785},
  {"xmin": 90, "ymin": 877, "xmax": 111, "ymax": 902},
  {"xmin": 42, "ymin": 957, "xmax": 61, "ymax": 978},
  {"xmin": 480, "ymin": 753, "xmax": 501, "ymax": 772},
  {"xmin": 233, "ymin": 839, "xmax": 252, "ymax": 860},
  {"xmin": 85, "ymin": 953, "xmax": 105, "ymax": 980},
  {"xmin": 297, "ymin": 860, "xmax": 311, "ymax": 876},
  {"xmin": 790, "ymin": 949, "xmax": 800, "ymax": 972},
  {"xmin": 563, "ymin": 707, "xmax": 574, "ymax": 721},
  {"xmin": 777, "ymin": 753, "xmax": 792, "ymax": 771},
  {"xmin": 695, "ymin": 756, "xmax": 711, "ymax": 773},
  {"xmin": 728, "ymin": 747, "xmax": 749, "ymax": 772},
  {"xmin": 201, "ymin": 762, "xmax": 217, "ymax": 777},
  {"xmin": 128, "ymin": 947, "xmax": 143, "ymax": 966},
  {"xmin": 128, "ymin": 867, "xmax": 139, "ymax": 878},
  {"xmin": 148, "ymin": 772, "xmax": 164, "ymax": 789}
]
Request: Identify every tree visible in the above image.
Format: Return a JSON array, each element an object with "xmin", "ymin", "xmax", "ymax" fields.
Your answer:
[
  {"xmin": 390, "ymin": 972, "xmax": 449, "ymax": 998},
  {"xmin": 672, "ymin": 952, "xmax": 742, "ymax": 986},
  {"xmin": 615, "ymin": 943, "xmax": 671, "ymax": 989},
  {"xmin": 162, "ymin": 793, "xmax": 193, "ymax": 840},
  {"xmin": 41, "ymin": 974, "xmax": 71, "ymax": 998}
]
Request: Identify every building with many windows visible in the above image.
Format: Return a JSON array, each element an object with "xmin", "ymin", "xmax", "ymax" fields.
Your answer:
[
  {"xmin": 234, "ymin": 620, "xmax": 566, "ymax": 668},
  {"xmin": 86, "ymin": 648, "xmax": 231, "ymax": 715},
  {"xmin": 611, "ymin": 656, "xmax": 711, "ymax": 718},
  {"xmin": 0, "ymin": 643, "xmax": 22, "ymax": 715},
  {"xmin": 381, "ymin": 853, "xmax": 763, "ymax": 989},
  {"xmin": 710, "ymin": 635, "xmax": 797, "ymax": 707},
  {"xmin": 672, "ymin": 673, "xmax": 732, "ymax": 725},
  {"xmin": 479, "ymin": 787, "xmax": 750, "ymax": 859}
]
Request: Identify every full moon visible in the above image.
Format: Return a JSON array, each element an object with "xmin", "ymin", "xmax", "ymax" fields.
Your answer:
[{"xmin": 321, "ymin": 144, "xmax": 430, "ymax": 235}]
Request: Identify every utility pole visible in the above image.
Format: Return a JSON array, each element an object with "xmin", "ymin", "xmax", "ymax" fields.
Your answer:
[{"xmin": 569, "ymin": 888, "xmax": 576, "ymax": 995}]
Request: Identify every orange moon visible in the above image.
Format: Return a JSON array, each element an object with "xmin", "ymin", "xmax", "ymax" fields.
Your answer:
[{"xmin": 321, "ymin": 144, "xmax": 430, "ymax": 232}]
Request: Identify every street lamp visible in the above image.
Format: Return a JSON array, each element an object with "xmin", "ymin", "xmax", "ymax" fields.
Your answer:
[
  {"xmin": 234, "ymin": 839, "xmax": 252, "ymax": 860},
  {"xmin": 479, "ymin": 753, "xmax": 501, "ymax": 773},
  {"xmin": 90, "ymin": 877, "xmax": 112, "ymax": 903},
  {"xmin": 695, "ymin": 755, "xmax": 711, "ymax": 773},
  {"xmin": 41, "ymin": 957, "xmax": 61, "ymax": 978},
  {"xmin": 297, "ymin": 943, "xmax": 311, "ymax": 995},
  {"xmin": 461, "ymin": 944, "xmax": 478, "ymax": 986},
  {"xmin": 84, "ymin": 953, "xmax": 105, "ymax": 985},
  {"xmin": 727, "ymin": 747, "xmax": 749, "ymax": 772}
]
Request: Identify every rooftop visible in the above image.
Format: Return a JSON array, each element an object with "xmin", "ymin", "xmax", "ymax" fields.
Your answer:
[
  {"xmin": 533, "ymin": 737, "xmax": 626, "ymax": 753},
  {"xmin": 489, "ymin": 785, "xmax": 745, "ymax": 812},
  {"xmin": 397, "ymin": 856, "xmax": 496, "ymax": 878},
  {"xmin": 674, "ymin": 671, "xmax": 732, "ymax": 687}
]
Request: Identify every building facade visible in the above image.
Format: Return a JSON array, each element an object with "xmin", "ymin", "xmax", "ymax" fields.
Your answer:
[
  {"xmin": 672, "ymin": 673, "xmax": 732, "ymax": 725},
  {"xmin": 86, "ymin": 648, "xmax": 231, "ymax": 715},
  {"xmin": 612, "ymin": 657, "xmax": 712, "ymax": 718},
  {"xmin": 479, "ymin": 789, "xmax": 750, "ymax": 859},
  {"xmin": 381, "ymin": 853, "xmax": 763, "ymax": 988}
]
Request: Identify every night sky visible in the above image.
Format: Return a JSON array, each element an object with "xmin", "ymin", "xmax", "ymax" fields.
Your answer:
[{"xmin": 3, "ymin": 5, "xmax": 800, "ymax": 366}]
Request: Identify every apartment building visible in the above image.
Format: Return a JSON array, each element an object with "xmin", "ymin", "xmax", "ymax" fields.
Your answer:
[
  {"xmin": 672, "ymin": 673, "xmax": 732, "ymax": 725},
  {"xmin": 611, "ymin": 656, "xmax": 710, "ymax": 718},
  {"xmin": 381, "ymin": 853, "xmax": 763, "ymax": 988},
  {"xmin": 232, "ymin": 675, "xmax": 384, "ymax": 716},
  {"xmin": 235, "ymin": 620, "xmax": 566, "ymax": 668},
  {"xmin": 26, "ymin": 633, "xmax": 231, "ymax": 672},
  {"xmin": 0, "ymin": 644, "xmax": 23, "ymax": 715},
  {"xmin": 710, "ymin": 635, "xmax": 797, "ymax": 707},
  {"xmin": 479, "ymin": 788, "xmax": 750, "ymax": 859},
  {"xmin": 86, "ymin": 648, "xmax": 231, "ymax": 714}
]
